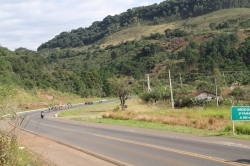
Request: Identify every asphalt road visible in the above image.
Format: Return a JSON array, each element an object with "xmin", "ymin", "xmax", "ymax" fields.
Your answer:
[{"xmin": 15, "ymin": 104, "xmax": 250, "ymax": 166}]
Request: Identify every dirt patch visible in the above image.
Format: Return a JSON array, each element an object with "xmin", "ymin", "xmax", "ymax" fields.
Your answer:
[{"xmin": 40, "ymin": 93, "xmax": 54, "ymax": 100}]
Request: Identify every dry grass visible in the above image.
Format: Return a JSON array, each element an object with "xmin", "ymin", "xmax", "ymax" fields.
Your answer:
[
  {"xmin": 13, "ymin": 87, "xmax": 84, "ymax": 111},
  {"xmin": 100, "ymin": 23, "xmax": 176, "ymax": 48},
  {"xmin": 98, "ymin": 8, "xmax": 250, "ymax": 48},
  {"xmin": 104, "ymin": 111, "xmax": 229, "ymax": 131},
  {"xmin": 99, "ymin": 99, "xmax": 231, "ymax": 131},
  {"xmin": 0, "ymin": 117, "xmax": 52, "ymax": 166}
]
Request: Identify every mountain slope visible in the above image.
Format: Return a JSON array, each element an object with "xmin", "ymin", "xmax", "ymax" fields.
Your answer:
[
  {"xmin": 37, "ymin": 0, "xmax": 250, "ymax": 51},
  {"xmin": 100, "ymin": 8, "xmax": 250, "ymax": 48}
]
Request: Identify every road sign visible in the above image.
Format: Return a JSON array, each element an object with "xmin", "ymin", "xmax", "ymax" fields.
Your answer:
[{"xmin": 231, "ymin": 106, "xmax": 250, "ymax": 121}]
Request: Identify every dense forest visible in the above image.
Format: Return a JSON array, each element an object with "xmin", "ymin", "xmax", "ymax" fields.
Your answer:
[
  {"xmin": 1, "ymin": 0, "xmax": 250, "ymax": 105},
  {"xmin": 37, "ymin": 0, "xmax": 250, "ymax": 50}
]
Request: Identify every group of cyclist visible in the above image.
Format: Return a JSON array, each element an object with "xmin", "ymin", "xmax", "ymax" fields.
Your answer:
[{"xmin": 41, "ymin": 103, "xmax": 73, "ymax": 119}]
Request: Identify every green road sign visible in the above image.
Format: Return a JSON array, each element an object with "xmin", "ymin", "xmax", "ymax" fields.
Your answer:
[{"xmin": 231, "ymin": 106, "xmax": 250, "ymax": 121}]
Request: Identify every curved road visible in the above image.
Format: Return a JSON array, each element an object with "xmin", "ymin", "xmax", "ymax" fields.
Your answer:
[{"xmin": 15, "ymin": 104, "xmax": 250, "ymax": 166}]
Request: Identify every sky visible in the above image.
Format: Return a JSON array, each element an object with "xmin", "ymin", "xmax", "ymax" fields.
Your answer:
[{"xmin": 0, "ymin": 0, "xmax": 163, "ymax": 51}]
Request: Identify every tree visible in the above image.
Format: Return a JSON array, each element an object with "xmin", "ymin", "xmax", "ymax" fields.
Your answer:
[
  {"xmin": 111, "ymin": 51, "xmax": 117, "ymax": 60},
  {"xmin": 108, "ymin": 77, "xmax": 134, "ymax": 110},
  {"xmin": 150, "ymin": 86, "xmax": 164, "ymax": 105}
]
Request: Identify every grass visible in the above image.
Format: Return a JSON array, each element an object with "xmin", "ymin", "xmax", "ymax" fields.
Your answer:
[
  {"xmin": 73, "ymin": 118, "xmax": 220, "ymax": 135},
  {"xmin": 58, "ymin": 98, "xmax": 250, "ymax": 140},
  {"xmin": 12, "ymin": 87, "xmax": 90, "ymax": 112}
]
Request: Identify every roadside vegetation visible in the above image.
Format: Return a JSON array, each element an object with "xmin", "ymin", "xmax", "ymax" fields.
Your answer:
[
  {"xmin": 58, "ymin": 98, "xmax": 250, "ymax": 140},
  {"xmin": 0, "ymin": 127, "xmax": 51, "ymax": 166},
  {"xmin": 0, "ymin": 84, "xmax": 86, "ymax": 166}
]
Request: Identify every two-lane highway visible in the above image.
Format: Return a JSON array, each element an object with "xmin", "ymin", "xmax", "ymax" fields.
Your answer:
[{"xmin": 14, "ymin": 107, "xmax": 250, "ymax": 166}]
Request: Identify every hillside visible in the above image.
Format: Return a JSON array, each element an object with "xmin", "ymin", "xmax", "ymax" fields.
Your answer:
[
  {"xmin": 101, "ymin": 8, "xmax": 250, "ymax": 48},
  {"xmin": 37, "ymin": 0, "xmax": 250, "ymax": 51},
  {"xmin": 1, "ymin": 3, "xmax": 250, "ymax": 105},
  {"xmin": 39, "ymin": 8, "xmax": 250, "ymax": 77}
]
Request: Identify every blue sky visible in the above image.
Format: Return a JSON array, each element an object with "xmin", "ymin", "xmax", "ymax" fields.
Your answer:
[{"xmin": 0, "ymin": 0, "xmax": 163, "ymax": 51}]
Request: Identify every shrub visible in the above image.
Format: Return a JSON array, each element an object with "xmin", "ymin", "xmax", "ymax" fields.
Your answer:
[
  {"xmin": 113, "ymin": 106, "xmax": 120, "ymax": 112},
  {"xmin": 204, "ymin": 100, "xmax": 217, "ymax": 108},
  {"xmin": 225, "ymin": 123, "xmax": 250, "ymax": 135},
  {"xmin": 139, "ymin": 93, "xmax": 151, "ymax": 103},
  {"xmin": 224, "ymin": 124, "xmax": 232, "ymax": 132},
  {"xmin": 164, "ymin": 28, "xmax": 189, "ymax": 38},
  {"xmin": 209, "ymin": 22, "xmax": 216, "ymax": 30},
  {"xmin": 235, "ymin": 124, "xmax": 250, "ymax": 135}
]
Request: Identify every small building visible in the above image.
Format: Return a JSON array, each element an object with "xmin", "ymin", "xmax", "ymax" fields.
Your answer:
[{"xmin": 189, "ymin": 91, "xmax": 218, "ymax": 101}]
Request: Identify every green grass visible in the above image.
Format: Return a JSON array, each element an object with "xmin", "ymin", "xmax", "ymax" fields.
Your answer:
[
  {"xmin": 72, "ymin": 117, "xmax": 216, "ymax": 134},
  {"xmin": 71, "ymin": 117, "xmax": 250, "ymax": 140},
  {"xmin": 59, "ymin": 108, "xmax": 83, "ymax": 117},
  {"xmin": 142, "ymin": 106, "xmax": 230, "ymax": 119}
]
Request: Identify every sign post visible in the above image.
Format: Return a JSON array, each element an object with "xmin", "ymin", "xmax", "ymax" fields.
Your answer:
[{"xmin": 231, "ymin": 106, "xmax": 250, "ymax": 135}]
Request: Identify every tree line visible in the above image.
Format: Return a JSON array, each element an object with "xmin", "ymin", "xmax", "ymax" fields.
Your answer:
[{"xmin": 2, "ymin": 30, "xmax": 250, "ymax": 101}]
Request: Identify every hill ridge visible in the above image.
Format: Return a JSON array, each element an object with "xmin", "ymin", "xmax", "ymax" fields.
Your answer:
[{"xmin": 37, "ymin": 0, "xmax": 250, "ymax": 51}]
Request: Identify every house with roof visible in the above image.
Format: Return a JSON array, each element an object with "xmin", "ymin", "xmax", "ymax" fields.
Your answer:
[{"xmin": 189, "ymin": 91, "xmax": 218, "ymax": 101}]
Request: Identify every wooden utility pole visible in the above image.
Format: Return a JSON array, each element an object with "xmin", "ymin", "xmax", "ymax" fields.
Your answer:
[{"xmin": 169, "ymin": 70, "xmax": 174, "ymax": 109}]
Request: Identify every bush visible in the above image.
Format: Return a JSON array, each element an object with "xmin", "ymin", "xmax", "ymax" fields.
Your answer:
[
  {"xmin": 219, "ymin": 99, "xmax": 233, "ymax": 106},
  {"xmin": 224, "ymin": 124, "xmax": 232, "ymax": 132},
  {"xmin": 164, "ymin": 28, "xmax": 189, "ymax": 38},
  {"xmin": 204, "ymin": 100, "xmax": 217, "ymax": 108},
  {"xmin": 235, "ymin": 124, "xmax": 250, "ymax": 135},
  {"xmin": 139, "ymin": 93, "xmax": 151, "ymax": 103},
  {"xmin": 209, "ymin": 22, "xmax": 216, "ymax": 30},
  {"xmin": 113, "ymin": 106, "xmax": 120, "ymax": 112},
  {"xmin": 225, "ymin": 123, "xmax": 250, "ymax": 135}
]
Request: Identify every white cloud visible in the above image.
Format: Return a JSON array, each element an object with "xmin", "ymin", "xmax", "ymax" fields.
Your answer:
[{"xmin": 0, "ymin": 0, "xmax": 163, "ymax": 51}]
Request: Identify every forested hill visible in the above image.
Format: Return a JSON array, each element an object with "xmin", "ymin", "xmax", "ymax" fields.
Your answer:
[
  {"xmin": 37, "ymin": 0, "xmax": 250, "ymax": 51},
  {"xmin": 2, "ymin": 3, "xmax": 250, "ymax": 100}
]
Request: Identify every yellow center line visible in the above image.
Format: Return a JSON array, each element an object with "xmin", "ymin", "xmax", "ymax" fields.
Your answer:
[{"xmin": 34, "ymin": 121, "xmax": 249, "ymax": 166}]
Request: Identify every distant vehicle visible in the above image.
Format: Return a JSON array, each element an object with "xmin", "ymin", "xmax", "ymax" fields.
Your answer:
[
  {"xmin": 99, "ymin": 99, "xmax": 107, "ymax": 102},
  {"xmin": 85, "ymin": 101, "xmax": 94, "ymax": 105}
]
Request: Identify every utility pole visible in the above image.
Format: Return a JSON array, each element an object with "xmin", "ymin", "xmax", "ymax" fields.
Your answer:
[
  {"xmin": 222, "ymin": 71, "xmax": 226, "ymax": 85},
  {"xmin": 179, "ymin": 73, "xmax": 183, "ymax": 88},
  {"xmin": 169, "ymin": 70, "xmax": 174, "ymax": 109},
  {"xmin": 142, "ymin": 81, "xmax": 144, "ymax": 92},
  {"xmin": 146, "ymin": 74, "xmax": 151, "ymax": 93},
  {"xmin": 215, "ymin": 77, "xmax": 218, "ymax": 106}
]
